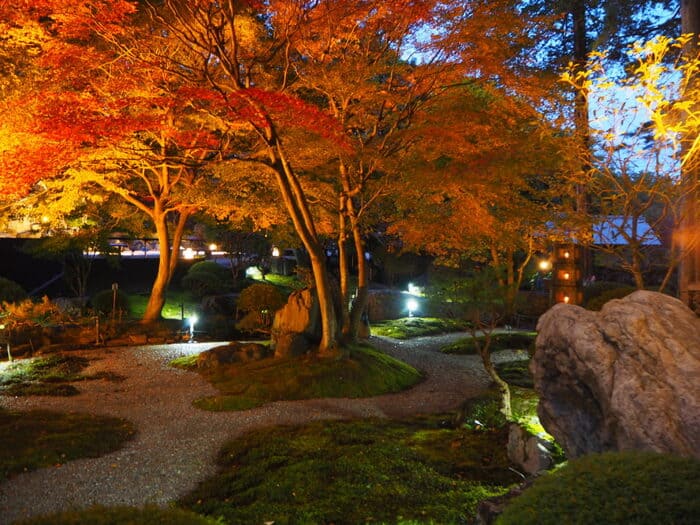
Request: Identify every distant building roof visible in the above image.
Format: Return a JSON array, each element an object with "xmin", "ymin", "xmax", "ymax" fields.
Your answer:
[{"xmin": 593, "ymin": 216, "xmax": 662, "ymax": 246}]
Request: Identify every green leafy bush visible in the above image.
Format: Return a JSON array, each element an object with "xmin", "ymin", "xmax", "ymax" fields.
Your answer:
[
  {"xmin": 584, "ymin": 286, "xmax": 636, "ymax": 311},
  {"xmin": 583, "ymin": 280, "xmax": 630, "ymax": 303},
  {"xmin": 235, "ymin": 282, "xmax": 286, "ymax": 333},
  {"xmin": 181, "ymin": 261, "xmax": 232, "ymax": 298},
  {"xmin": 0, "ymin": 277, "xmax": 27, "ymax": 303},
  {"xmin": 497, "ymin": 451, "xmax": 700, "ymax": 525},
  {"xmin": 91, "ymin": 288, "xmax": 131, "ymax": 316}
]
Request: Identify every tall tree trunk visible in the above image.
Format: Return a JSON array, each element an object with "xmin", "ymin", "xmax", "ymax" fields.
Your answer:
[
  {"xmin": 267, "ymin": 134, "xmax": 339, "ymax": 353},
  {"xmin": 142, "ymin": 208, "xmax": 171, "ymax": 322},
  {"xmin": 338, "ymin": 194, "xmax": 352, "ymax": 339},
  {"xmin": 679, "ymin": 0, "xmax": 700, "ymax": 309},
  {"xmin": 141, "ymin": 207, "xmax": 194, "ymax": 322},
  {"xmin": 572, "ymin": 0, "xmax": 593, "ymax": 287},
  {"xmin": 348, "ymin": 218, "xmax": 370, "ymax": 341}
]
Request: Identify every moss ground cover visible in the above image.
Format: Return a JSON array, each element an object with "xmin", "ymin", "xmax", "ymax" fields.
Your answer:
[
  {"xmin": 0, "ymin": 354, "xmax": 125, "ymax": 396},
  {"xmin": 440, "ymin": 332, "xmax": 536, "ymax": 355},
  {"xmin": 171, "ymin": 343, "xmax": 422, "ymax": 411},
  {"xmin": 497, "ymin": 451, "xmax": 700, "ymax": 525},
  {"xmin": 0, "ymin": 408, "xmax": 136, "ymax": 482},
  {"xmin": 179, "ymin": 417, "xmax": 521, "ymax": 524},
  {"xmin": 370, "ymin": 317, "xmax": 471, "ymax": 339},
  {"xmin": 128, "ymin": 290, "xmax": 196, "ymax": 320}
]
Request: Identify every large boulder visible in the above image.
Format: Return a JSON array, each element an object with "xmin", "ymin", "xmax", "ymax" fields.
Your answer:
[
  {"xmin": 197, "ymin": 342, "xmax": 272, "ymax": 368},
  {"xmin": 532, "ymin": 290, "xmax": 700, "ymax": 459},
  {"xmin": 271, "ymin": 288, "xmax": 321, "ymax": 357}
]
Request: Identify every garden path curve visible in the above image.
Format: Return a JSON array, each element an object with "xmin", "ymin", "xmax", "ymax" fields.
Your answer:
[{"xmin": 0, "ymin": 333, "xmax": 517, "ymax": 524}]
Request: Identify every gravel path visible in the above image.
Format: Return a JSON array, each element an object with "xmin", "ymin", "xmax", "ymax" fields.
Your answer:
[{"xmin": 0, "ymin": 333, "xmax": 525, "ymax": 524}]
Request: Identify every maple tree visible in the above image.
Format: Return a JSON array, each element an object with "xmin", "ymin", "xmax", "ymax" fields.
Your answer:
[
  {"xmin": 135, "ymin": 0, "xmax": 362, "ymax": 353},
  {"xmin": 275, "ymin": 0, "xmax": 447, "ymax": 341},
  {"xmin": 562, "ymin": 37, "xmax": 700, "ymax": 291},
  {"xmin": 0, "ymin": 1, "xmax": 254, "ymax": 321},
  {"xmin": 0, "ymin": 0, "xmax": 137, "ymax": 200},
  {"xmin": 388, "ymin": 81, "xmax": 566, "ymax": 316}
]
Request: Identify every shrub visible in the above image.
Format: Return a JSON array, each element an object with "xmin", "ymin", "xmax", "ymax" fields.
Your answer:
[
  {"xmin": 584, "ymin": 285, "xmax": 636, "ymax": 311},
  {"xmin": 235, "ymin": 283, "xmax": 286, "ymax": 333},
  {"xmin": 1, "ymin": 296, "xmax": 63, "ymax": 328},
  {"xmin": 181, "ymin": 261, "xmax": 232, "ymax": 298},
  {"xmin": 0, "ymin": 277, "xmax": 27, "ymax": 303},
  {"xmin": 583, "ymin": 280, "xmax": 630, "ymax": 304},
  {"xmin": 497, "ymin": 451, "xmax": 700, "ymax": 525},
  {"xmin": 91, "ymin": 289, "xmax": 131, "ymax": 316}
]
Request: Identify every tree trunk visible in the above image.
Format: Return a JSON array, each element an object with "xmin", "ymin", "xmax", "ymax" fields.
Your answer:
[
  {"xmin": 338, "ymin": 195, "xmax": 352, "ymax": 339},
  {"xmin": 679, "ymin": 0, "xmax": 700, "ymax": 309},
  {"xmin": 266, "ymin": 133, "xmax": 339, "ymax": 353},
  {"xmin": 572, "ymin": 0, "xmax": 593, "ymax": 284},
  {"xmin": 348, "ymin": 220, "xmax": 370, "ymax": 341},
  {"xmin": 477, "ymin": 335, "xmax": 512, "ymax": 420},
  {"xmin": 142, "ymin": 207, "xmax": 171, "ymax": 323}
]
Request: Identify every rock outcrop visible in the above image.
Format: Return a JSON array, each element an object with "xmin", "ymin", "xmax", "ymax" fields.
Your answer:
[
  {"xmin": 271, "ymin": 288, "xmax": 321, "ymax": 357},
  {"xmin": 532, "ymin": 290, "xmax": 700, "ymax": 459},
  {"xmin": 197, "ymin": 342, "xmax": 272, "ymax": 368},
  {"xmin": 506, "ymin": 423, "xmax": 554, "ymax": 475}
]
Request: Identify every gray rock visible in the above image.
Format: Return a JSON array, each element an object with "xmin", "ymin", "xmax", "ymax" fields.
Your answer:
[
  {"xmin": 196, "ymin": 342, "xmax": 272, "ymax": 368},
  {"xmin": 532, "ymin": 290, "xmax": 700, "ymax": 459},
  {"xmin": 507, "ymin": 423, "xmax": 553, "ymax": 475}
]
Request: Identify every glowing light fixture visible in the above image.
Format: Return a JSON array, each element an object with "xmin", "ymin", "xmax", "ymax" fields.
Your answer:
[
  {"xmin": 272, "ymin": 247, "xmax": 280, "ymax": 257},
  {"xmin": 407, "ymin": 282, "xmax": 422, "ymax": 295},
  {"xmin": 183, "ymin": 247, "xmax": 195, "ymax": 260},
  {"xmin": 563, "ymin": 251, "xmax": 570, "ymax": 259},
  {"xmin": 245, "ymin": 266, "xmax": 262, "ymax": 280},
  {"xmin": 407, "ymin": 298, "xmax": 418, "ymax": 317},
  {"xmin": 563, "ymin": 272, "xmax": 570, "ymax": 280},
  {"xmin": 209, "ymin": 243, "xmax": 218, "ymax": 251},
  {"xmin": 563, "ymin": 296, "xmax": 570, "ymax": 304},
  {"xmin": 538, "ymin": 260, "xmax": 552, "ymax": 272},
  {"xmin": 188, "ymin": 314, "xmax": 198, "ymax": 343}
]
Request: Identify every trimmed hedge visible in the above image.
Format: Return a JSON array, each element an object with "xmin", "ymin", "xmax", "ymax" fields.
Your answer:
[
  {"xmin": 497, "ymin": 451, "xmax": 700, "ymax": 525},
  {"xmin": 91, "ymin": 289, "xmax": 131, "ymax": 316},
  {"xmin": 181, "ymin": 261, "xmax": 232, "ymax": 298},
  {"xmin": 584, "ymin": 286, "xmax": 636, "ymax": 311}
]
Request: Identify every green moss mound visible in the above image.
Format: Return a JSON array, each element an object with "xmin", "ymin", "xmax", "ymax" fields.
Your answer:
[
  {"xmin": 441, "ymin": 332, "xmax": 536, "ymax": 355},
  {"xmin": 16, "ymin": 505, "xmax": 218, "ymax": 525},
  {"xmin": 175, "ymin": 344, "xmax": 422, "ymax": 411},
  {"xmin": 0, "ymin": 409, "xmax": 136, "ymax": 481},
  {"xmin": 497, "ymin": 451, "xmax": 700, "ymax": 525},
  {"xmin": 371, "ymin": 317, "xmax": 470, "ymax": 339},
  {"xmin": 0, "ymin": 355, "xmax": 89, "ymax": 396},
  {"xmin": 179, "ymin": 418, "xmax": 521, "ymax": 524},
  {"xmin": 0, "ymin": 354, "xmax": 122, "ymax": 396}
]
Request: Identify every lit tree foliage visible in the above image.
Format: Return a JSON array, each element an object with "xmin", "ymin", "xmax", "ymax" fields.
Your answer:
[{"xmin": 562, "ymin": 36, "xmax": 700, "ymax": 290}]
